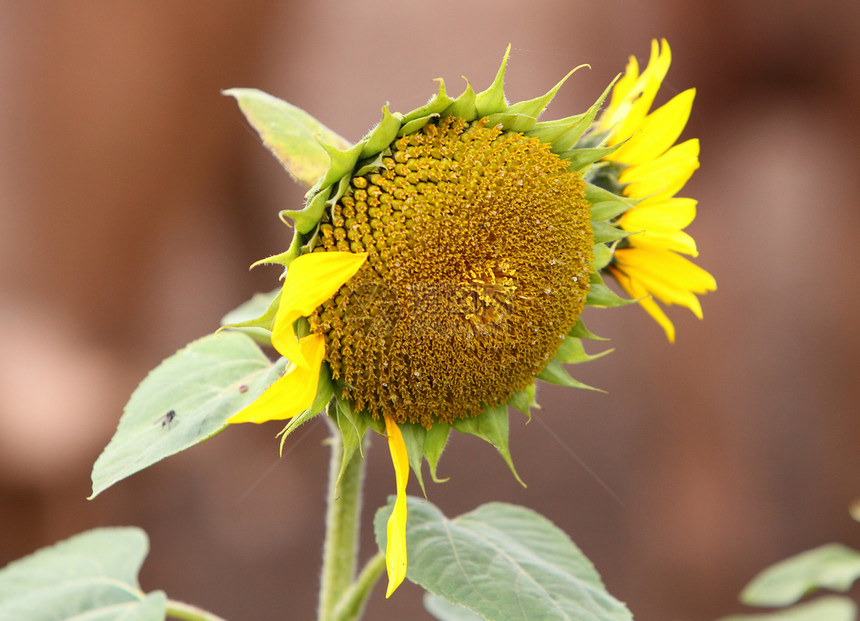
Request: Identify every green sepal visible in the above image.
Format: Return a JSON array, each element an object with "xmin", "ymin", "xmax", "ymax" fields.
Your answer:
[
  {"xmin": 474, "ymin": 46, "xmax": 510, "ymax": 117},
  {"xmin": 398, "ymin": 113, "xmax": 441, "ymax": 138},
  {"xmin": 224, "ymin": 88, "xmax": 351, "ymax": 189},
  {"xmin": 401, "ymin": 79, "xmax": 455, "ymax": 126},
  {"xmin": 317, "ymin": 140, "xmax": 365, "ymax": 190},
  {"xmin": 453, "ymin": 404, "xmax": 524, "ymax": 487},
  {"xmin": 424, "ymin": 423, "xmax": 451, "ymax": 483},
  {"xmin": 527, "ymin": 77, "xmax": 615, "ymax": 152},
  {"xmin": 587, "ymin": 183, "xmax": 636, "ymax": 222},
  {"xmin": 591, "ymin": 243, "xmax": 613, "ymax": 271},
  {"xmin": 537, "ymin": 359, "xmax": 603, "ymax": 392},
  {"xmin": 218, "ymin": 288, "xmax": 281, "ymax": 341},
  {"xmin": 586, "ymin": 281, "xmax": 634, "ymax": 308},
  {"xmin": 363, "ymin": 104, "xmax": 403, "ymax": 157},
  {"xmin": 276, "ymin": 363, "xmax": 334, "ymax": 453},
  {"xmin": 555, "ymin": 336, "xmax": 613, "ymax": 364},
  {"xmin": 507, "ymin": 65, "xmax": 586, "ymax": 119},
  {"xmin": 281, "ymin": 184, "xmax": 331, "ymax": 234},
  {"xmin": 592, "ymin": 221, "xmax": 630, "ymax": 244},
  {"xmin": 483, "ymin": 112, "xmax": 538, "ymax": 133},
  {"xmin": 507, "ymin": 382, "xmax": 538, "ymax": 419},
  {"xmin": 399, "ymin": 423, "xmax": 428, "ymax": 495},
  {"xmin": 563, "ymin": 145, "xmax": 622, "ymax": 174},
  {"xmin": 333, "ymin": 396, "xmax": 369, "ymax": 488},
  {"xmin": 569, "ymin": 318, "xmax": 608, "ymax": 341},
  {"xmin": 443, "ymin": 79, "xmax": 477, "ymax": 120}
]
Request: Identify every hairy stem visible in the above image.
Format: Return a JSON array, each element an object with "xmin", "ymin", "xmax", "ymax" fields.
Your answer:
[{"xmin": 318, "ymin": 415, "xmax": 367, "ymax": 621}]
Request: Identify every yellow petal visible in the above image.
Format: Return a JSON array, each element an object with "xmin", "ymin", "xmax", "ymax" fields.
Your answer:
[
  {"xmin": 611, "ymin": 88, "xmax": 695, "ymax": 165},
  {"xmin": 602, "ymin": 55, "xmax": 639, "ymax": 128},
  {"xmin": 611, "ymin": 39, "xmax": 672, "ymax": 144},
  {"xmin": 227, "ymin": 333, "xmax": 326, "ymax": 424},
  {"xmin": 620, "ymin": 139, "xmax": 700, "ymax": 201},
  {"xmin": 384, "ymin": 414, "xmax": 409, "ymax": 598},
  {"xmin": 625, "ymin": 226, "xmax": 699, "ymax": 257},
  {"xmin": 614, "ymin": 249, "xmax": 714, "ymax": 317},
  {"xmin": 609, "ymin": 266, "xmax": 676, "ymax": 342},
  {"xmin": 620, "ymin": 197, "xmax": 697, "ymax": 230},
  {"xmin": 271, "ymin": 251, "xmax": 367, "ymax": 369},
  {"xmin": 617, "ymin": 247, "xmax": 716, "ymax": 293}
]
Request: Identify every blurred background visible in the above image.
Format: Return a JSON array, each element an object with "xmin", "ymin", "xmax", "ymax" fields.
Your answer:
[{"xmin": 2, "ymin": 1, "xmax": 859, "ymax": 619}]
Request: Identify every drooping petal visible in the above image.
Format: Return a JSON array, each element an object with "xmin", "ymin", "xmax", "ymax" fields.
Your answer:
[
  {"xmin": 616, "ymin": 247, "xmax": 716, "ymax": 293},
  {"xmin": 609, "ymin": 266, "xmax": 676, "ymax": 342},
  {"xmin": 384, "ymin": 414, "xmax": 409, "ymax": 598},
  {"xmin": 227, "ymin": 333, "xmax": 326, "ymax": 424},
  {"xmin": 271, "ymin": 252, "xmax": 367, "ymax": 369}
]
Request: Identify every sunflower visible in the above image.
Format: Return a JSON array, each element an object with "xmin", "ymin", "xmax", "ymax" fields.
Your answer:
[
  {"xmin": 223, "ymin": 48, "xmax": 637, "ymax": 597},
  {"xmin": 592, "ymin": 38, "xmax": 716, "ymax": 342}
]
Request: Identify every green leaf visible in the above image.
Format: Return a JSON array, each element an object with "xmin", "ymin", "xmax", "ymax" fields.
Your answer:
[
  {"xmin": 717, "ymin": 595, "xmax": 857, "ymax": 621},
  {"xmin": 225, "ymin": 88, "xmax": 351, "ymax": 188},
  {"xmin": 220, "ymin": 288, "xmax": 280, "ymax": 328},
  {"xmin": 90, "ymin": 332, "xmax": 286, "ymax": 498},
  {"xmin": 741, "ymin": 543, "xmax": 860, "ymax": 607},
  {"xmin": 453, "ymin": 405, "xmax": 523, "ymax": 486},
  {"xmin": 424, "ymin": 593, "xmax": 486, "ymax": 621},
  {"xmin": 374, "ymin": 499, "xmax": 633, "ymax": 621},
  {"xmin": 0, "ymin": 527, "xmax": 167, "ymax": 621}
]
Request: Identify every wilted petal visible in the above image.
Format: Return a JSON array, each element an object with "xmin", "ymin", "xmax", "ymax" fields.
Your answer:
[
  {"xmin": 384, "ymin": 414, "xmax": 409, "ymax": 598},
  {"xmin": 271, "ymin": 251, "xmax": 367, "ymax": 369},
  {"xmin": 227, "ymin": 334, "xmax": 326, "ymax": 424}
]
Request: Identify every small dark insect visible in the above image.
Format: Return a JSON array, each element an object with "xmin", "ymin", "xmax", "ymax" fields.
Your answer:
[
  {"xmin": 160, "ymin": 410, "xmax": 176, "ymax": 427},
  {"xmin": 238, "ymin": 384, "xmax": 249, "ymax": 393}
]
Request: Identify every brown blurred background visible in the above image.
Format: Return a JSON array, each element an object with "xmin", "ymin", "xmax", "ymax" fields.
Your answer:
[{"xmin": 2, "ymin": 1, "xmax": 859, "ymax": 620}]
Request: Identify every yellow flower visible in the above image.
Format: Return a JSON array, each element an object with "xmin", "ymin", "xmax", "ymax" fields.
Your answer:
[
  {"xmin": 597, "ymin": 39, "xmax": 716, "ymax": 342},
  {"xmin": 225, "ymin": 47, "xmax": 643, "ymax": 598}
]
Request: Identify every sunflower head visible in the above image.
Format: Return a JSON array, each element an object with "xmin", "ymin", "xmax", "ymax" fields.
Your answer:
[
  {"xmin": 224, "ymin": 45, "xmax": 645, "ymax": 597},
  {"xmin": 309, "ymin": 115, "xmax": 594, "ymax": 427}
]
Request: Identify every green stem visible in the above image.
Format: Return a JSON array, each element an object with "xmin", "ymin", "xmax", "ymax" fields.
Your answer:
[
  {"xmin": 318, "ymin": 415, "xmax": 367, "ymax": 621},
  {"xmin": 331, "ymin": 552, "xmax": 386, "ymax": 621},
  {"xmin": 166, "ymin": 599, "xmax": 230, "ymax": 621}
]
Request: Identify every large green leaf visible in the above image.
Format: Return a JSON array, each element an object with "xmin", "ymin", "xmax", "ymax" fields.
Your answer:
[
  {"xmin": 717, "ymin": 595, "xmax": 857, "ymax": 621},
  {"xmin": 90, "ymin": 332, "xmax": 285, "ymax": 498},
  {"xmin": 375, "ymin": 498, "xmax": 632, "ymax": 621},
  {"xmin": 741, "ymin": 543, "xmax": 860, "ymax": 607},
  {"xmin": 224, "ymin": 88, "xmax": 352, "ymax": 188},
  {"xmin": 0, "ymin": 528, "xmax": 166, "ymax": 621},
  {"xmin": 424, "ymin": 593, "xmax": 486, "ymax": 621}
]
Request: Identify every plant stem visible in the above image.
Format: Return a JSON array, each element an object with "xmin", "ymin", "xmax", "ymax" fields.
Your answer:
[
  {"xmin": 166, "ymin": 599, "xmax": 230, "ymax": 621},
  {"xmin": 331, "ymin": 551, "xmax": 386, "ymax": 621},
  {"xmin": 318, "ymin": 415, "xmax": 367, "ymax": 621}
]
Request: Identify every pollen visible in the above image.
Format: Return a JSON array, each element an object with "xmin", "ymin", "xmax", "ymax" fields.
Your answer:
[{"xmin": 310, "ymin": 117, "xmax": 592, "ymax": 427}]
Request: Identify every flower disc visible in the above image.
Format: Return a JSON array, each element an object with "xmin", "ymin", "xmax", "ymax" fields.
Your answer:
[{"xmin": 310, "ymin": 117, "xmax": 593, "ymax": 426}]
